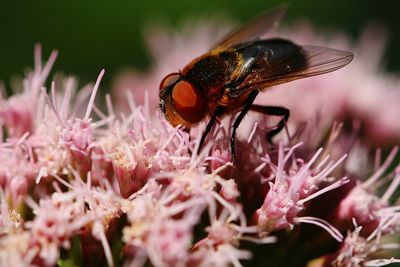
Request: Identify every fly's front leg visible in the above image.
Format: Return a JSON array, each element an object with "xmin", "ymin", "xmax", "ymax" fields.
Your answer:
[
  {"xmin": 198, "ymin": 106, "xmax": 225, "ymax": 154},
  {"xmin": 231, "ymin": 90, "xmax": 259, "ymax": 164},
  {"xmin": 249, "ymin": 105, "xmax": 290, "ymax": 144}
]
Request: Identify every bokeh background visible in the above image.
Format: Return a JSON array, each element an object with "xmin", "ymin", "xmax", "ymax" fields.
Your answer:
[{"xmin": 1, "ymin": 0, "xmax": 399, "ymax": 91}]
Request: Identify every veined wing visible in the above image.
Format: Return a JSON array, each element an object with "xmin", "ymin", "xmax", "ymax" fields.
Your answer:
[
  {"xmin": 238, "ymin": 45, "xmax": 354, "ymax": 91},
  {"xmin": 212, "ymin": 6, "xmax": 287, "ymax": 50}
]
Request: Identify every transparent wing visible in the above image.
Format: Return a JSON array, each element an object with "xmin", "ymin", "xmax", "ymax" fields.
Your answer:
[
  {"xmin": 295, "ymin": 46, "xmax": 354, "ymax": 77},
  {"xmin": 212, "ymin": 5, "xmax": 287, "ymax": 50},
  {"xmin": 241, "ymin": 46, "xmax": 354, "ymax": 90}
]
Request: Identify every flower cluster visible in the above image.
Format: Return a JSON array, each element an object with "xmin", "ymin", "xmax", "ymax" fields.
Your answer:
[{"xmin": 0, "ymin": 19, "xmax": 399, "ymax": 267}]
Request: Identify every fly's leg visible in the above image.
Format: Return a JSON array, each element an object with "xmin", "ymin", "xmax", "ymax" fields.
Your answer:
[
  {"xmin": 198, "ymin": 106, "xmax": 225, "ymax": 154},
  {"xmin": 231, "ymin": 90, "xmax": 259, "ymax": 164},
  {"xmin": 249, "ymin": 105, "xmax": 290, "ymax": 144}
]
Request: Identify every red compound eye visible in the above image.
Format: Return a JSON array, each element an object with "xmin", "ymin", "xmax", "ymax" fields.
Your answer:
[
  {"xmin": 171, "ymin": 80, "xmax": 206, "ymax": 124},
  {"xmin": 159, "ymin": 73, "xmax": 180, "ymax": 90}
]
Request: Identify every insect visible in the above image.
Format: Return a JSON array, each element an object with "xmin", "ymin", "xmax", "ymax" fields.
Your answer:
[{"xmin": 159, "ymin": 6, "xmax": 353, "ymax": 163}]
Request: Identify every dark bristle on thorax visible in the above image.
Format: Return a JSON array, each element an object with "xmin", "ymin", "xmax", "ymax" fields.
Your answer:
[{"xmin": 183, "ymin": 52, "xmax": 238, "ymax": 101}]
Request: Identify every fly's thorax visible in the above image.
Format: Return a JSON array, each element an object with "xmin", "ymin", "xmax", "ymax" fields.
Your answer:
[{"xmin": 182, "ymin": 51, "xmax": 239, "ymax": 101}]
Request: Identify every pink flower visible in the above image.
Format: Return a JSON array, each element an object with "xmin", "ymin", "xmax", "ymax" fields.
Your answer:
[
  {"xmin": 24, "ymin": 170, "xmax": 123, "ymax": 266},
  {"xmin": 330, "ymin": 219, "xmax": 400, "ymax": 267},
  {"xmin": 192, "ymin": 199, "xmax": 276, "ymax": 267},
  {"xmin": 0, "ymin": 93, "xmax": 36, "ymax": 138},
  {"xmin": 0, "ymin": 13, "xmax": 400, "ymax": 267},
  {"xmin": 56, "ymin": 70, "xmax": 105, "ymax": 177},
  {"xmin": 60, "ymin": 118, "xmax": 94, "ymax": 174},
  {"xmin": 26, "ymin": 198, "xmax": 84, "ymax": 265},
  {"xmin": 101, "ymin": 101, "xmax": 193, "ymax": 197},
  {"xmin": 122, "ymin": 177, "xmax": 203, "ymax": 266},
  {"xmin": 0, "ymin": 189, "xmax": 22, "ymax": 234},
  {"xmin": 0, "ymin": 134, "xmax": 38, "ymax": 206},
  {"xmin": 336, "ymin": 147, "xmax": 400, "ymax": 235},
  {"xmin": 0, "ymin": 230, "xmax": 34, "ymax": 267},
  {"xmin": 254, "ymin": 143, "xmax": 348, "ymax": 241},
  {"xmin": 0, "ymin": 44, "xmax": 57, "ymax": 138}
]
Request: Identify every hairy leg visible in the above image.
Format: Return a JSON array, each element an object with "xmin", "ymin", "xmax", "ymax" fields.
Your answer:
[
  {"xmin": 230, "ymin": 90, "xmax": 259, "ymax": 163},
  {"xmin": 249, "ymin": 105, "xmax": 290, "ymax": 144},
  {"xmin": 198, "ymin": 105, "xmax": 225, "ymax": 154}
]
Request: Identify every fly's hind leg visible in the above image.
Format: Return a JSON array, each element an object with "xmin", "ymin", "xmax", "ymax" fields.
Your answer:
[{"xmin": 249, "ymin": 105, "xmax": 290, "ymax": 144}]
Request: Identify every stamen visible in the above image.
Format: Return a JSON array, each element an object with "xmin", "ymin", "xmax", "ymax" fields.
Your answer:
[
  {"xmin": 34, "ymin": 43, "xmax": 42, "ymax": 72},
  {"xmin": 254, "ymin": 161, "xmax": 266, "ymax": 173},
  {"xmin": 294, "ymin": 216, "xmax": 343, "ymax": 242},
  {"xmin": 240, "ymin": 236, "xmax": 277, "ymax": 244},
  {"xmin": 35, "ymin": 167, "xmax": 48, "ymax": 184},
  {"xmin": 363, "ymin": 146, "xmax": 399, "ymax": 188},
  {"xmin": 298, "ymin": 177, "xmax": 349, "ymax": 205},
  {"xmin": 40, "ymin": 86, "xmax": 64, "ymax": 126},
  {"xmin": 105, "ymin": 94, "xmax": 114, "ymax": 116},
  {"xmin": 52, "ymin": 173, "xmax": 74, "ymax": 190},
  {"xmin": 381, "ymin": 169, "xmax": 400, "ymax": 203},
  {"xmin": 85, "ymin": 69, "xmax": 105, "ymax": 121},
  {"xmin": 247, "ymin": 122, "xmax": 258, "ymax": 143},
  {"xmin": 274, "ymin": 142, "xmax": 286, "ymax": 190},
  {"xmin": 283, "ymin": 142, "xmax": 303, "ymax": 163},
  {"xmin": 38, "ymin": 50, "xmax": 58, "ymax": 91},
  {"xmin": 92, "ymin": 221, "xmax": 114, "ymax": 267},
  {"xmin": 313, "ymin": 154, "xmax": 347, "ymax": 181},
  {"xmin": 60, "ymin": 77, "xmax": 74, "ymax": 119},
  {"xmin": 365, "ymin": 258, "xmax": 400, "ymax": 266}
]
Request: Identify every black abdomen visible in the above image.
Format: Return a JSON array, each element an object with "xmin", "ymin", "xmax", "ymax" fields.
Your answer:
[{"xmin": 236, "ymin": 38, "xmax": 308, "ymax": 80}]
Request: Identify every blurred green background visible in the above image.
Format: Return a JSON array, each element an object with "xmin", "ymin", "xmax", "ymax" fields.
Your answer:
[{"xmin": 1, "ymin": 0, "xmax": 399, "ymax": 90}]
